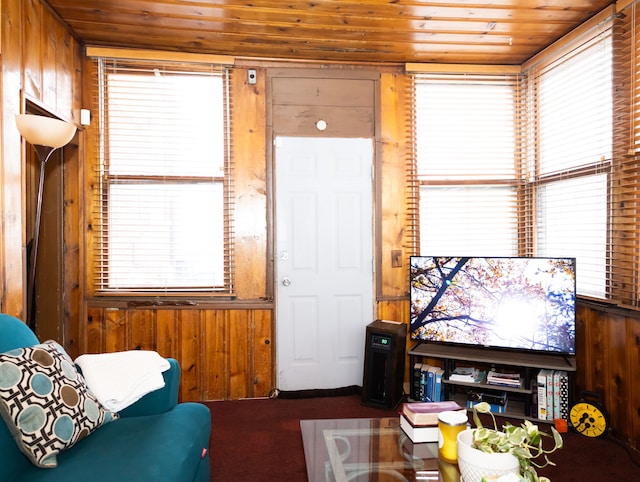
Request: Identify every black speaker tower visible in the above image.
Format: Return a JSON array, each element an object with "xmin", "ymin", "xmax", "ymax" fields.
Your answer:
[{"xmin": 362, "ymin": 320, "xmax": 407, "ymax": 409}]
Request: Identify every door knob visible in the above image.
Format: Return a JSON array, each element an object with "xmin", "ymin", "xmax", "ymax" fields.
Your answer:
[{"xmin": 282, "ymin": 277, "xmax": 291, "ymax": 286}]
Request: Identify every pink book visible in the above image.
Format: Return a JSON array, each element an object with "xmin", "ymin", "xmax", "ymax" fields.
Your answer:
[{"xmin": 402, "ymin": 400, "xmax": 464, "ymax": 425}]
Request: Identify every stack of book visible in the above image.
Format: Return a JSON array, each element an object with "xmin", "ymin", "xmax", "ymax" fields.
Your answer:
[
  {"xmin": 412, "ymin": 363, "xmax": 445, "ymax": 402},
  {"xmin": 487, "ymin": 370, "xmax": 521, "ymax": 388},
  {"xmin": 449, "ymin": 366, "xmax": 485, "ymax": 383},
  {"xmin": 535, "ymin": 369, "xmax": 569, "ymax": 421},
  {"xmin": 399, "ymin": 400, "xmax": 464, "ymax": 443}
]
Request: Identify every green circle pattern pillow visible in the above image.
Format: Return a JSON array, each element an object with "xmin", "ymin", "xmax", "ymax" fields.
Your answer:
[{"xmin": 0, "ymin": 340, "xmax": 119, "ymax": 468}]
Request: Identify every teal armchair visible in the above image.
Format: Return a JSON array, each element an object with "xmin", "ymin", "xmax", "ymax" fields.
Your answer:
[{"xmin": 0, "ymin": 313, "xmax": 211, "ymax": 482}]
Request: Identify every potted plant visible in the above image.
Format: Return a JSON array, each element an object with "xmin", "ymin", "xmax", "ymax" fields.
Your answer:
[{"xmin": 457, "ymin": 401, "xmax": 564, "ymax": 482}]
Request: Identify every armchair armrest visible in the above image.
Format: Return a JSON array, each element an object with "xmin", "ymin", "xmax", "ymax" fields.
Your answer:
[{"xmin": 118, "ymin": 358, "xmax": 180, "ymax": 417}]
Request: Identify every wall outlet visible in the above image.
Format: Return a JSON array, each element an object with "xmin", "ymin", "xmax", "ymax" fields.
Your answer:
[{"xmin": 391, "ymin": 250, "xmax": 402, "ymax": 268}]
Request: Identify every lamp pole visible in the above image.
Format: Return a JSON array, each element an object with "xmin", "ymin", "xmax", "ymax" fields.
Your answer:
[
  {"xmin": 27, "ymin": 145, "xmax": 59, "ymax": 331},
  {"xmin": 16, "ymin": 114, "xmax": 76, "ymax": 331}
]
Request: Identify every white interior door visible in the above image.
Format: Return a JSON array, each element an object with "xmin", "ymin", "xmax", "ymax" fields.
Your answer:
[{"xmin": 275, "ymin": 136, "xmax": 374, "ymax": 391}]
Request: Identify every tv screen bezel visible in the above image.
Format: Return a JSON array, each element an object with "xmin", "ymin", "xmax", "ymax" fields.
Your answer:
[{"xmin": 409, "ymin": 255, "xmax": 577, "ymax": 356}]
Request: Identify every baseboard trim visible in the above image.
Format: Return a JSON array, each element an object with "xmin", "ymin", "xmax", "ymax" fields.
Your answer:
[{"xmin": 277, "ymin": 385, "xmax": 362, "ymax": 399}]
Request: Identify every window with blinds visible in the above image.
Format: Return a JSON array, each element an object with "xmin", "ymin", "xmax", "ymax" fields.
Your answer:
[
  {"xmin": 89, "ymin": 59, "xmax": 233, "ymax": 294},
  {"xmin": 611, "ymin": 0, "xmax": 640, "ymax": 308},
  {"xmin": 527, "ymin": 26, "xmax": 612, "ymax": 300},
  {"xmin": 414, "ymin": 73, "xmax": 521, "ymax": 256},
  {"xmin": 414, "ymin": 16, "xmax": 615, "ymax": 302}
]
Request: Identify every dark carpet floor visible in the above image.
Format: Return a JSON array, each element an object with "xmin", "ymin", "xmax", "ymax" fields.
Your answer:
[{"xmin": 206, "ymin": 394, "xmax": 640, "ymax": 481}]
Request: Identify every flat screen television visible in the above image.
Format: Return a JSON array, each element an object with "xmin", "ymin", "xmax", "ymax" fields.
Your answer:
[{"xmin": 410, "ymin": 256, "xmax": 576, "ymax": 355}]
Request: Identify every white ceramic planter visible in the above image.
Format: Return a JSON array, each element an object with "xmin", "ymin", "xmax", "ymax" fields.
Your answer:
[{"xmin": 457, "ymin": 429, "xmax": 520, "ymax": 481}]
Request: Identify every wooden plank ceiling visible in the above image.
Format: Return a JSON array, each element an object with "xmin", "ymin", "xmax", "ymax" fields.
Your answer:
[{"xmin": 44, "ymin": 0, "xmax": 614, "ymax": 65}]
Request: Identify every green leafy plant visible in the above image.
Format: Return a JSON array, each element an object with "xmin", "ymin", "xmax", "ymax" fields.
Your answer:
[{"xmin": 471, "ymin": 402, "xmax": 564, "ymax": 482}]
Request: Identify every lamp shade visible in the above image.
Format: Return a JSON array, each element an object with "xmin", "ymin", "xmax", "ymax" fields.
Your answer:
[{"xmin": 15, "ymin": 114, "xmax": 76, "ymax": 148}]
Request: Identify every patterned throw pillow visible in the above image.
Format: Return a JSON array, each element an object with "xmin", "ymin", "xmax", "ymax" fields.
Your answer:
[{"xmin": 0, "ymin": 341, "xmax": 119, "ymax": 468}]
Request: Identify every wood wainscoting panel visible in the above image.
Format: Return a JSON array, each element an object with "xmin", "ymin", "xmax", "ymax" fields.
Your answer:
[
  {"xmin": 177, "ymin": 309, "xmax": 203, "ymax": 402},
  {"xmin": 82, "ymin": 307, "xmax": 274, "ymax": 401},
  {"xmin": 630, "ymin": 316, "xmax": 640, "ymax": 451},
  {"xmin": 607, "ymin": 312, "xmax": 632, "ymax": 442},
  {"xmin": 574, "ymin": 303, "xmax": 640, "ymax": 451}
]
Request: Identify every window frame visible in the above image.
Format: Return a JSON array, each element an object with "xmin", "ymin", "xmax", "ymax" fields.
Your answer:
[
  {"xmin": 413, "ymin": 72, "xmax": 524, "ymax": 258},
  {"xmin": 412, "ymin": 20, "xmax": 615, "ymax": 304},
  {"xmin": 88, "ymin": 57, "xmax": 234, "ymax": 297}
]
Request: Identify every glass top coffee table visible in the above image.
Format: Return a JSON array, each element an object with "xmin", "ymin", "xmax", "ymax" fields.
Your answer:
[{"xmin": 300, "ymin": 417, "xmax": 460, "ymax": 482}]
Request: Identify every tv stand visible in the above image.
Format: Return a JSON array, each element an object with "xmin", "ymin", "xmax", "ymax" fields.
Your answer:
[{"xmin": 408, "ymin": 342, "xmax": 576, "ymax": 421}]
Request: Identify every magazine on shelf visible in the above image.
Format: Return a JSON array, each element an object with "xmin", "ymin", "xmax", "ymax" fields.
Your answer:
[
  {"xmin": 487, "ymin": 370, "xmax": 521, "ymax": 387},
  {"xmin": 448, "ymin": 366, "xmax": 478, "ymax": 382}
]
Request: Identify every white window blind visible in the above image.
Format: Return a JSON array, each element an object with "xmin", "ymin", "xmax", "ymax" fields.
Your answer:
[
  {"xmin": 609, "ymin": 0, "xmax": 640, "ymax": 307},
  {"xmin": 413, "ymin": 17, "xmax": 617, "ymax": 303},
  {"xmin": 414, "ymin": 73, "xmax": 521, "ymax": 256},
  {"xmin": 527, "ymin": 27, "xmax": 612, "ymax": 300},
  {"xmin": 89, "ymin": 59, "xmax": 233, "ymax": 294}
]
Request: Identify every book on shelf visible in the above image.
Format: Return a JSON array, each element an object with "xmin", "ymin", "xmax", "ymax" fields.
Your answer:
[
  {"xmin": 487, "ymin": 370, "xmax": 521, "ymax": 387},
  {"xmin": 553, "ymin": 370, "xmax": 562, "ymax": 420},
  {"xmin": 433, "ymin": 367, "xmax": 444, "ymax": 402},
  {"xmin": 536, "ymin": 369, "xmax": 550, "ymax": 420},
  {"xmin": 399, "ymin": 414, "xmax": 439, "ymax": 443},
  {"xmin": 426, "ymin": 366, "xmax": 438, "ymax": 401},
  {"xmin": 529, "ymin": 376, "xmax": 539, "ymax": 418},
  {"xmin": 415, "ymin": 364, "xmax": 446, "ymax": 402},
  {"xmin": 537, "ymin": 369, "xmax": 561, "ymax": 421},
  {"xmin": 401, "ymin": 400, "xmax": 464, "ymax": 426},
  {"xmin": 419, "ymin": 363, "xmax": 431, "ymax": 401},
  {"xmin": 545, "ymin": 369, "xmax": 554, "ymax": 421},
  {"xmin": 558, "ymin": 371, "xmax": 569, "ymax": 420},
  {"xmin": 534, "ymin": 369, "xmax": 570, "ymax": 421},
  {"xmin": 412, "ymin": 362, "xmax": 423, "ymax": 400}
]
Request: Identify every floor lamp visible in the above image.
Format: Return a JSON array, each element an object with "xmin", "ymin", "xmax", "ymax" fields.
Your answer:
[{"xmin": 15, "ymin": 114, "xmax": 77, "ymax": 331}]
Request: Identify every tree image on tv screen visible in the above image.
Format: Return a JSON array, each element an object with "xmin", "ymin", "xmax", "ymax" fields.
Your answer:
[{"xmin": 410, "ymin": 257, "xmax": 576, "ymax": 352}]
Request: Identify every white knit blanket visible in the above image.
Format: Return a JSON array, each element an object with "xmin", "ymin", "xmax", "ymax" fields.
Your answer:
[{"xmin": 75, "ymin": 350, "xmax": 170, "ymax": 412}]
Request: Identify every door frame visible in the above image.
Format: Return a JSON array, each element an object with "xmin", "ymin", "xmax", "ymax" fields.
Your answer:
[{"xmin": 266, "ymin": 68, "xmax": 382, "ymax": 390}]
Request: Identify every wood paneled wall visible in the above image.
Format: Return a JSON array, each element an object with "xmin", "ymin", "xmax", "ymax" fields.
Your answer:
[
  {"xmin": 85, "ymin": 307, "xmax": 273, "ymax": 401},
  {"xmin": 0, "ymin": 0, "xmax": 82, "ymax": 318},
  {"xmin": 1, "ymin": 0, "xmax": 638, "ymax": 456},
  {"xmin": 78, "ymin": 63, "xmax": 411, "ymax": 405},
  {"xmin": 575, "ymin": 302, "xmax": 640, "ymax": 450}
]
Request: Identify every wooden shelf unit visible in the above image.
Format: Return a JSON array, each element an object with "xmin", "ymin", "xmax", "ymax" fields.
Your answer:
[{"xmin": 408, "ymin": 342, "xmax": 576, "ymax": 421}]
